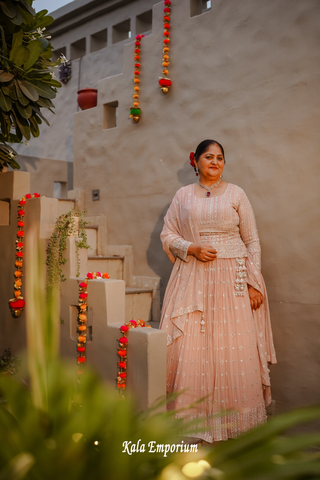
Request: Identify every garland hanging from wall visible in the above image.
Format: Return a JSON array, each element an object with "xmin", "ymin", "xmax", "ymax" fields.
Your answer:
[
  {"xmin": 77, "ymin": 271, "xmax": 110, "ymax": 373},
  {"xmin": 9, "ymin": 193, "xmax": 40, "ymax": 318},
  {"xmin": 159, "ymin": 0, "xmax": 172, "ymax": 94},
  {"xmin": 117, "ymin": 319, "xmax": 151, "ymax": 394},
  {"xmin": 129, "ymin": 34, "xmax": 145, "ymax": 123}
]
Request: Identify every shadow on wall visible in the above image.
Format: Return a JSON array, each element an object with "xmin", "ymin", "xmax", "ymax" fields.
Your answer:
[
  {"xmin": 146, "ymin": 160, "xmax": 196, "ymax": 304},
  {"xmin": 146, "ymin": 203, "xmax": 172, "ymax": 304},
  {"xmin": 15, "ymin": 156, "xmax": 40, "ymax": 172}
]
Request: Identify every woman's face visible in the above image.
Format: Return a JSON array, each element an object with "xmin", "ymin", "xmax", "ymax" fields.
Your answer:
[{"xmin": 196, "ymin": 143, "xmax": 225, "ymax": 181}]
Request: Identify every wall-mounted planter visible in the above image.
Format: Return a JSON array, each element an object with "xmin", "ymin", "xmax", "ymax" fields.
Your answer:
[{"xmin": 77, "ymin": 88, "xmax": 98, "ymax": 110}]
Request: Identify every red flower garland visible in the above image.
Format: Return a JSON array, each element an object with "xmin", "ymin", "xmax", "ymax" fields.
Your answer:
[
  {"xmin": 9, "ymin": 193, "xmax": 41, "ymax": 318},
  {"xmin": 77, "ymin": 271, "xmax": 109, "ymax": 374},
  {"xmin": 159, "ymin": 0, "xmax": 172, "ymax": 94},
  {"xmin": 129, "ymin": 34, "xmax": 145, "ymax": 123},
  {"xmin": 117, "ymin": 319, "xmax": 151, "ymax": 393}
]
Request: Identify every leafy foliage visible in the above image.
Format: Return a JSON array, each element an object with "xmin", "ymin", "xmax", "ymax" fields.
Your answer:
[
  {"xmin": 0, "ymin": 0, "xmax": 63, "ymax": 170},
  {"xmin": 46, "ymin": 210, "xmax": 91, "ymax": 297},
  {"xmin": 0, "ymin": 348, "xmax": 21, "ymax": 375}
]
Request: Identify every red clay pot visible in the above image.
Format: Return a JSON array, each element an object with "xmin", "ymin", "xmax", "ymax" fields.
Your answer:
[{"xmin": 77, "ymin": 88, "xmax": 98, "ymax": 110}]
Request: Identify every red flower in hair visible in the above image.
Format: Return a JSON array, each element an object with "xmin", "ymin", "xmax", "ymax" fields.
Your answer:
[{"xmin": 190, "ymin": 152, "xmax": 195, "ymax": 167}]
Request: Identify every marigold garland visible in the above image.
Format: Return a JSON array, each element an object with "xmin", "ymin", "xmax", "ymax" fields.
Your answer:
[
  {"xmin": 159, "ymin": 0, "xmax": 172, "ymax": 94},
  {"xmin": 9, "ymin": 193, "xmax": 41, "ymax": 318},
  {"xmin": 77, "ymin": 271, "xmax": 110, "ymax": 374},
  {"xmin": 129, "ymin": 34, "xmax": 145, "ymax": 124},
  {"xmin": 117, "ymin": 319, "xmax": 151, "ymax": 394}
]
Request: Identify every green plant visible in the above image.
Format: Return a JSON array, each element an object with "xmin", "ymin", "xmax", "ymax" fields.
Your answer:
[
  {"xmin": 0, "ymin": 348, "xmax": 21, "ymax": 375},
  {"xmin": 75, "ymin": 214, "xmax": 91, "ymax": 278},
  {"xmin": 46, "ymin": 210, "xmax": 91, "ymax": 297},
  {"xmin": 0, "ymin": 0, "xmax": 64, "ymax": 170}
]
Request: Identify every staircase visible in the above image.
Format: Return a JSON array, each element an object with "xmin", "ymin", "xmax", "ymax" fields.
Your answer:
[{"xmin": 58, "ymin": 197, "xmax": 161, "ymax": 325}]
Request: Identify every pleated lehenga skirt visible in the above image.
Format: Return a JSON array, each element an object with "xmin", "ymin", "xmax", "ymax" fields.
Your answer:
[{"xmin": 165, "ymin": 258, "xmax": 267, "ymax": 443}]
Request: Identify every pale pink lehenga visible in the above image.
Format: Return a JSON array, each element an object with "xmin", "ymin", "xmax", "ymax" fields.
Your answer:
[{"xmin": 160, "ymin": 183, "xmax": 277, "ymax": 443}]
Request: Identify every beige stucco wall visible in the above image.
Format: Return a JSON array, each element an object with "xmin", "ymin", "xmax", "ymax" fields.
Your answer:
[
  {"xmin": 14, "ymin": 0, "xmax": 155, "ymax": 162},
  {"xmin": 71, "ymin": 0, "xmax": 320, "ymax": 415},
  {"xmin": 13, "ymin": 155, "xmax": 72, "ymax": 198}
]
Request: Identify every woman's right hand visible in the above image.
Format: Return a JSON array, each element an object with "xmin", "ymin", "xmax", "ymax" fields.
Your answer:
[{"xmin": 188, "ymin": 244, "xmax": 217, "ymax": 262}]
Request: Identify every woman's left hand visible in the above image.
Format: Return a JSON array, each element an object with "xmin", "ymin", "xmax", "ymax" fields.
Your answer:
[{"xmin": 248, "ymin": 285, "xmax": 263, "ymax": 311}]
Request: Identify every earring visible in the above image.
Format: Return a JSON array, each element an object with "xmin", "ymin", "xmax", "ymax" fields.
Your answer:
[{"xmin": 195, "ymin": 167, "xmax": 199, "ymax": 176}]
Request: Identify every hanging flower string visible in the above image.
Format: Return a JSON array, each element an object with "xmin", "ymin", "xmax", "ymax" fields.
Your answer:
[
  {"xmin": 159, "ymin": 0, "xmax": 172, "ymax": 94},
  {"xmin": 77, "ymin": 271, "xmax": 110, "ymax": 373},
  {"xmin": 117, "ymin": 319, "xmax": 151, "ymax": 394},
  {"xmin": 9, "ymin": 193, "xmax": 41, "ymax": 318},
  {"xmin": 129, "ymin": 34, "xmax": 145, "ymax": 123}
]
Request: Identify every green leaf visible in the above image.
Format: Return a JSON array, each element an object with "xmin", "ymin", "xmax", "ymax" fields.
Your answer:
[
  {"xmin": 31, "ymin": 105, "xmax": 49, "ymax": 126},
  {"xmin": 2, "ymin": 86, "xmax": 9, "ymax": 95},
  {"xmin": 36, "ymin": 96, "xmax": 54, "ymax": 108},
  {"xmin": 16, "ymin": 102, "xmax": 32, "ymax": 119},
  {"xmin": 8, "ymin": 83, "xmax": 17, "ymax": 100},
  {"xmin": 33, "ymin": 15, "xmax": 54, "ymax": 29},
  {"xmin": 13, "ymin": 45, "xmax": 29, "ymax": 67},
  {"xmin": 19, "ymin": 0, "xmax": 36, "ymax": 15},
  {"xmin": 38, "ymin": 37, "xmax": 49, "ymax": 53},
  {"xmin": 24, "ymin": 40, "xmax": 43, "ymax": 71},
  {"xmin": 0, "ymin": 26, "xmax": 7, "ymax": 60},
  {"xmin": 0, "ymin": 71, "xmax": 14, "ymax": 82},
  {"xmin": 47, "ymin": 79, "xmax": 62, "ymax": 88},
  {"xmin": 12, "ymin": 109, "xmax": 31, "ymax": 140},
  {"xmin": 17, "ymin": 79, "xmax": 39, "ymax": 101},
  {"xmin": 0, "ymin": 132, "xmax": 20, "ymax": 143},
  {"xmin": 9, "ymin": 112, "xmax": 23, "ymax": 141},
  {"xmin": 0, "ymin": 113, "xmax": 9, "ymax": 137},
  {"xmin": 35, "ymin": 9, "xmax": 49, "ymax": 17},
  {"xmin": 33, "ymin": 113, "xmax": 42, "ymax": 125},
  {"xmin": 0, "ymin": 1, "xmax": 17, "ymax": 18},
  {"xmin": 14, "ymin": 79, "xmax": 29, "ymax": 106},
  {"xmin": 10, "ymin": 7, "xmax": 23, "ymax": 26},
  {"xmin": 29, "ymin": 116, "xmax": 40, "ymax": 137},
  {"xmin": 41, "ymin": 48, "xmax": 53, "ymax": 60},
  {"xmin": 0, "ymin": 89, "xmax": 12, "ymax": 111},
  {"xmin": 32, "ymin": 80, "xmax": 55, "ymax": 99},
  {"xmin": 9, "ymin": 29, "xmax": 23, "ymax": 62}
]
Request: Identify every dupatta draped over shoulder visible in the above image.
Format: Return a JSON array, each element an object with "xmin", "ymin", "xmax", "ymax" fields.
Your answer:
[{"xmin": 160, "ymin": 183, "xmax": 276, "ymax": 406}]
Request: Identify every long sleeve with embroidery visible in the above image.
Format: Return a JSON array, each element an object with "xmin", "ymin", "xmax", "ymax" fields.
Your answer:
[{"xmin": 238, "ymin": 189, "xmax": 261, "ymax": 270}]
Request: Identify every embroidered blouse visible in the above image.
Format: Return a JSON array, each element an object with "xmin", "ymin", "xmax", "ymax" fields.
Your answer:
[{"xmin": 167, "ymin": 183, "xmax": 261, "ymax": 269}]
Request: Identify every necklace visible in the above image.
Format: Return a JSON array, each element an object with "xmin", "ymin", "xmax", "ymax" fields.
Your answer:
[{"xmin": 199, "ymin": 176, "xmax": 223, "ymax": 197}]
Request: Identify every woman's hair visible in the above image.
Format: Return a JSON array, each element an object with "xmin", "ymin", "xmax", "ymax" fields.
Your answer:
[{"xmin": 194, "ymin": 139, "xmax": 225, "ymax": 162}]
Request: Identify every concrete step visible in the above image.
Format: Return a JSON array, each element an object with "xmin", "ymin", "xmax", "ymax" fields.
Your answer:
[
  {"xmin": 125, "ymin": 287, "xmax": 153, "ymax": 323},
  {"xmin": 87, "ymin": 255, "xmax": 124, "ymax": 280}
]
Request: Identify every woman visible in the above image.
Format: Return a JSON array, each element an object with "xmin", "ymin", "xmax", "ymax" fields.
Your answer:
[{"xmin": 159, "ymin": 139, "xmax": 277, "ymax": 443}]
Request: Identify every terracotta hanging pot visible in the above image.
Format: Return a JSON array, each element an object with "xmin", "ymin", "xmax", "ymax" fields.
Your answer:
[{"xmin": 77, "ymin": 88, "xmax": 98, "ymax": 110}]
